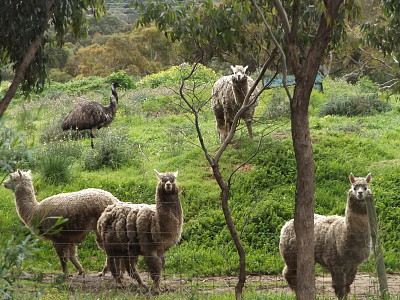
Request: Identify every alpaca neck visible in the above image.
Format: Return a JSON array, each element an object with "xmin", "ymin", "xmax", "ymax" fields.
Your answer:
[
  {"xmin": 155, "ymin": 192, "xmax": 183, "ymax": 235},
  {"xmin": 14, "ymin": 180, "xmax": 39, "ymax": 227},
  {"xmin": 233, "ymin": 79, "xmax": 248, "ymax": 105},
  {"xmin": 345, "ymin": 195, "xmax": 370, "ymax": 235}
]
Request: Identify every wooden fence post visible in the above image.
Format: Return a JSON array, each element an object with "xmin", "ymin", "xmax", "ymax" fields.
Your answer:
[{"xmin": 365, "ymin": 192, "xmax": 390, "ymax": 299}]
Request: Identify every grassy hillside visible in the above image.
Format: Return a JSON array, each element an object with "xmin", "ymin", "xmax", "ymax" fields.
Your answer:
[{"xmin": 1, "ymin": 66, "xmax": 400, "ymax": 283}]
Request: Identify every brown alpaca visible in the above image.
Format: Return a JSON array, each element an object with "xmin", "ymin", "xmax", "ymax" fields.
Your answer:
[{"xmin": 97, "ymin": 170, "xmax": 183, "ymax": 292}]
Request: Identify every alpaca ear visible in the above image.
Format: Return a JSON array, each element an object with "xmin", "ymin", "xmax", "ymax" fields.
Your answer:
[
  {"xmin": 244, "ymin": 66, "xmax": 248, "ymax": 73},
  {"xmin": 17, "ymin": 169, "xmax": 22, "ymax": 177},
  {"xmin": 349, "ymin": 173, "xmax": 355, "ymax": 184},
  {"xmin": 173, "ymin": 171, "xmax": 178, "ymax": 178},
  {"xmin": 154, "ymin": 169, "xmax": 161, "ymax": 179},
  {"xmin": 230, "ymin": 65, "xmax": 235, "ymax": 73},
  {"xmin": 366, "ymin": 173, "xmax": 372, "ymax": 183}
]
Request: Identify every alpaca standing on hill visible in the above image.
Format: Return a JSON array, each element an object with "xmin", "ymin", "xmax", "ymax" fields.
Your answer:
[
  {"xmin": 62, "ymin": 81, "xmax": 121, "ymax": 148},
  {"xmin": 279, "ymin": 173, "xmax": 372, "ymax": 299},
  {"xmin": 3, "ymin": 170, "xmax": 120, "ymax": 275},
  {"xmin": 211, "ymin": 65, "xmax": 259, "ymax": 142},
  {"xmin": 97, "ymin": 170, "xmax": 183, "ymax": 292}
]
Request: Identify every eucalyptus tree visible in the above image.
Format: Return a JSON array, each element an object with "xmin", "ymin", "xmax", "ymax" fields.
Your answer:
[
  {"xmin": 134, "ymin": 0, "xmax": 358, "ymax": 299},
  {"xmin": 0, "ymin": 0, "xmax": 106, "ymax": 117}
]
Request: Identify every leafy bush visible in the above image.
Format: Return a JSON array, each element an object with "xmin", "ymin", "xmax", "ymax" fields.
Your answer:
[
  {"xmin": 106, "ymin": 70, "xmax": 138, "ymax": 89},
  {"xmin": 319, "ymin": 94, "xmax": 391, "ymax": 117},
  {"xmin": 33, "ymin": 142, "xmax": 81, "ymax": 183},
  {"xmin": 82, "ymin": 130, "xmax": 137, "ymax": 170},
  {"xmin": 264, "ymin": 88, "xmax": 290, "ymax": 120},
  {"xmin": 0, "ymin": 120, "xmax": 30, "ymax": 176},
  {"xmin": 1, "ymin": 234, "xmax": 38, "ymax": 299},
  {"xmin": 138, "ymin": 64, "xmax": 219, "ymax": 88}
]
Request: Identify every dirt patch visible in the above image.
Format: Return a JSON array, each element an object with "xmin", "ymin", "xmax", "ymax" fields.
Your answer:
[{"xmin": 42, "ymin": 272, "xmax": 400, "ymax": 298}]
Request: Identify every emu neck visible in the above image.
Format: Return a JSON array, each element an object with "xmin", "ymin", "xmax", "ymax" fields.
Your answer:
[
  {"xmin": 345, "ymin": 194, "xmax": 370, "ymax": 235},
  {"xmin": 14, "ymin": 180, "xmax": 38, "ymax": 227},
  {"xmin": 108, "ymin": 98, "xmax": 118, "ymax": 116}
]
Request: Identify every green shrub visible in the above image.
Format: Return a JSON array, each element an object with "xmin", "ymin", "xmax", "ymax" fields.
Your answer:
[
  {"xmin": 106, "ymin": 70, "xmax": 138, "ymax": 89},
  {"xmin": 1, "ymin": 234, "xmax": 38, "ymax": 299},
  {"xmin": 82, "ymin": 130, "xmax": 137, "ymax": 170},
  {"xmin": 319, "ymin": 94, "xmax": 391, "ymax": 117},
  {"xmin": 264, "ymin": 88, "xmax": 290, "ymax": 120},
  {"xmin": 33, "ymin": 142, "xmax": 81, "ymax": 183},
  {"xmin": 139, "ymin": 64, "xmax": 219, "ymax": 88},
  {"xmin": 0, "ymin": 120, "xmax": 30, "ymax": 175}
]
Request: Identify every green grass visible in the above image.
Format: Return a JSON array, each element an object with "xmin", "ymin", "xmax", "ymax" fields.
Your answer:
[{"xmin": 1, "ymin": 71, "xmax": 400, "ymax": 297}]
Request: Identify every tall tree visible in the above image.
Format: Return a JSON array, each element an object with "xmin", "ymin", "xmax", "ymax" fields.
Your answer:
[
  {"xmin": 0, "ymin": 0, "xmax": 106, "ymax": 117},
  {"xmin": 134, "ymin": 0, "xmax": 357, "ymax": 299}
]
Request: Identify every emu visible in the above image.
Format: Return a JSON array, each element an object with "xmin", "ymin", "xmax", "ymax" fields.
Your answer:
[{"xmin": 62, "ymin": 81, "xmax": 121, "ymax": 148}]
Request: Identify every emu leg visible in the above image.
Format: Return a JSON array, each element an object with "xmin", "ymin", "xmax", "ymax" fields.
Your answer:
[
  {"xmin": 144, "ymin": 252, "xmax": 163, "ymax": 292},
  {"xmin": 89, "ymin": 129, "xmax": 95, "ymax": 149}
]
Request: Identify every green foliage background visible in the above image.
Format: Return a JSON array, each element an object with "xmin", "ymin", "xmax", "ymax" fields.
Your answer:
[{"xmin": 1, "ymin": 65, "xmax": 400, "ymax": 289}]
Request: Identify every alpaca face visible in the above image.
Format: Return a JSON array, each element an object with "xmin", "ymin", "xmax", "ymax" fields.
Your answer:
[
  {"xmin": 154, "ymin": 170, "xmax": 178, "ymax": 194},
  {"xmin": 349, "ymin": 173, "xmax": 372, "ymax": 200},
  {"xmin": 3, "ymin": 170, "xmax": 31, "ymax": 190},
  {"xmin": 231, "ymin": 65, "xmax": 248, "ymax": 83}
]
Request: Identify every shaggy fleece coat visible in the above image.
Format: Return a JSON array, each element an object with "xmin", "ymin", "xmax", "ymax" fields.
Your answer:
[
  {"xmin": 97, "ymin": 170, "xmax": 183, "ymax": 291},
  {"xmin": 212, "ymin": 65, "xmax": 259, "ymax": 142},
  {"xmin": 279, "ymin": 173, "xmax": 372, "ymax": 299},
  {"xmin": 3, "ymin": 170, "xmax": 119, "ymax": 275}
]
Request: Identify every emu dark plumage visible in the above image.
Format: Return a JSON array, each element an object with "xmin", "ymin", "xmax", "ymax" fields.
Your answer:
[{"xmin": 62, "ymin": 82, "xmax": 121, "ymax": 148}]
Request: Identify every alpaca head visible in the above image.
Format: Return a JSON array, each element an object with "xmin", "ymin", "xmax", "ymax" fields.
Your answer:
[
  {"xmin": 230, "ymin": 65, "xmax": 248, "ymax": 84},
  {"xmin": 349, "ymin": 173, "xmax": 372, "ymax": 201},
  {"xmin": 3, "ymin": 170, "xmax": 31, "ymax": 190},
  {"xmin": 154, "ymin": 169, "xmax": 178, "ymax": 195}
]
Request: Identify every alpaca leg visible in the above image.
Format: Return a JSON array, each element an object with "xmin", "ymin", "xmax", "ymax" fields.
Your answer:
[
  {"xmin": 124, "ymin": 255, "xmax": 145, "ymax": 287},
  {"xmin": 144, "ymin": 252, "xmax": 163, "ymax": 291},
  {"xmin": 68, "ymin": 244, "xmax": 84, "ymax": 275},
  {"xmin": 343, "ymin": 267, "xmax": 358, "ymax": 298},
  {"xmin": 53, "ymin": 242, "xmax": 68, "ymax": 276},
  {"xmin": 245, "ymin": 119, "xmax": 253, "ymax": 138},
  {"xmin": 109, "ymin": 256, "xmax": 123, "ymax": 284},
  {"xmin": 215, "ymin": 118, "xmax": 226, "ymax": 142},
  {"xmin": 331, "ymin": 268, "xmax": 347, "ymax": 299},
  {"xmin": 282, "ymin": 264, "xmax": 297, "ymax": 290}
]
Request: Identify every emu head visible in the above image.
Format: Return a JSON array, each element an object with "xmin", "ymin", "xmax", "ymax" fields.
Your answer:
[
  {"xmin": 3, "ymin": 169, "xmax": 31, "ymax": 190},
  {"xmin": 231, "ymin": 65, "xmax": 248, "ymax": 84},
  {"xmin": 349, "ymin": 173, "xmax": 372, "ymax": 200},
  {"xmin": 110, "ymin": 81, "xmax": 121, "ymax": 103},
  {"xmin": 154, "ymin": 169, "xmax": 178, "ymax": 194}
]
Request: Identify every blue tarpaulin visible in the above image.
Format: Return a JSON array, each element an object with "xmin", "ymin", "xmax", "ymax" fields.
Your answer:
[{"xmin": 263, "ymin": 74, "xmax": 323, "ymax": 92}]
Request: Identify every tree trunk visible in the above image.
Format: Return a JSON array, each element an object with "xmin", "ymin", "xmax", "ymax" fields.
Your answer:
[
  {"xmin": 0, "ymin": 0, "xmax": 55, "ymax": 117},
  {"xmin": 0, "ymin": 35, "xmax": 44, "ymax": 117},
  {"xmin": 212, "ymin": 165, "xmax": 246, "ymax": 300},
  {"xmin": 290, "ymin": 79, "xmax": 316, "ymax": 299}
]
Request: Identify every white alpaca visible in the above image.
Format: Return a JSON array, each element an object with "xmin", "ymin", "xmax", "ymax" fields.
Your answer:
[
  {"xmin": 211, "ymin": 65, "xmax": 259, "ymax": 142},
  {"xmin": 279, "ymin": 173, "xmax": 372, "ymax": 299},
  {"xmin": 3, "ymin": 170, "xmax": 120, "ymax": 275}
]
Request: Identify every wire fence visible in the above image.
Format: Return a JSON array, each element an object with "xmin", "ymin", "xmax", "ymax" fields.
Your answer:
[{"xmin": 2, "ymin": 222, "xmax": 400, "ymax": 299}]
